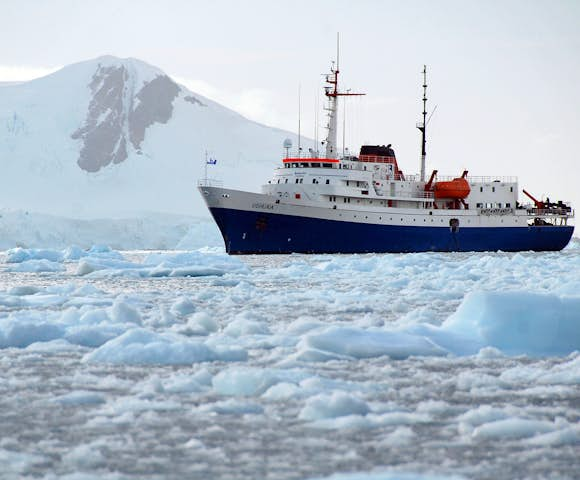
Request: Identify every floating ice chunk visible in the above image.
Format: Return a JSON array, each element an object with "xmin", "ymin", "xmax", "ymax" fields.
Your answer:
[
  {"xmin": 109, "ymin": 299, "xmax": 141, "ymax": 325},
  {"xmin": 0, "ymin": 449, "xmax": 46, "ymax": 476},
  {"xmin": 299, "ymin": 326, "xmax": 447, "ymax": 361},
  {"xmin": 454, "ymin": 371, "xmax": 501, "ymax": 391},
  {"xmin": 62, "ymin": 245, "xmax": 85, "ymax": 260},
  {"xmin": 99, "ymin": 397, "xmax": 181, "ymax": 415},
  {"xmin": 262, "ymin": 382, "xmax": 302, "ymax": 400},
  {"xmin": 62, "ymin": 443, "xmax": 106, "ymax": 470},
  {"xmin": 299, "ymin": 392, "xmax": 370, "ymax": 421},
  {"xmin": 172, "ymin": 312, "xmax": 218, "ymax": 336},
  {"xmin": 199, "ymin": 399, "xmax": 264, "ymax": 415},
  {"xmin": 5, "ymin": 259, "xmax": 65, "ymax": 272},
  {"xmin": 7, "ymin": 285, "xmax": 41, "ymax": 296},
  {"xmin": 77, "ymin": 250, "xmax": 247, "ymax": 278},
  {"xmin": 5, "ymin": 247, "xmax": 63, "ymax": 263},
  {"xmin": 305, "ymin": 471, "xmax": 467, "ymax": 480},
  {"xmin": 0, "ymin": 320, "xmax": 64, "ymax": 348},
  {"xmin": 223, "ymin": 315, "xmax": 271, "ymax": 337},
  {"xmin": 500, "ymin": 355, "xmax": 580, "ymax": 386},
  {"xmin": 442, "ymin": 291, "xmax": 580, "ymax": 356},
  {"xmin": 380, "ymin": 426, "xmax": 416, "ymax": 446},
  {"xmin": 472, "ymin": 417, "xmax": 558, "ymax": 440},
  {"xmin": 457, "ymin": 405, "xmax": 512, "ymax": 427},
  {"xmin": 284, "ymin": 317, "xmax": 325, "ymax": 335},
  {"xmin": 416, "ymin": 400, "xmax": 455, "ymax": 416},
  {"xmin": 476, "ymin": 346, "xmax": 505, "ymax": 359},
  {"xmin": 83, "ymin": 328, "xmax": 247, "ymax": 365},
  {"xmin": 524, "ymin": 426, "xmax": 580, "ymax": 446},
  {"xmin": 157, "ymin": 374, "xmax": 207, "ymax": 394},
  {"xmin": 53, "ymin": 390, "xmax": 106, "ymax": 405},
  {"xmin": 171, "ymin": 297, "xmax": 196, "ymax": 316},
  {"xmin": 65, "ymin": 325, "xmax": 126, "ymax": 348},
  {"xmin": 212, "ymin": 367, "xmax": 282, "ymax": 396}
]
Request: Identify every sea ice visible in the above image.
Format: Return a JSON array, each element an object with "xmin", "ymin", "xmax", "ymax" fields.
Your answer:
[{"xmin": 83, "ymin": 328, "xmax": 247, "ymax": 365}]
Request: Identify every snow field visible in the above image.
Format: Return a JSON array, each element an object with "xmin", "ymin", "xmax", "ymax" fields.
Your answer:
[{"xmin": 0, "ymin": 245, "xmax": 579, "ymax": 478}]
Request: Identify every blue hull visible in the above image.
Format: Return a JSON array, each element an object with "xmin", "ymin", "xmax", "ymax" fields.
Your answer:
[{"xmin": 209, "ymin": 207, "xmax": 574, "ymax": 254}]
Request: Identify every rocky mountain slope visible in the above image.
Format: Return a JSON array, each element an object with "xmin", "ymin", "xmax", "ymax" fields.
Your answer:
[{"xmin": 0, "ymin": 56, "xmax": 302, "ymax": 218}]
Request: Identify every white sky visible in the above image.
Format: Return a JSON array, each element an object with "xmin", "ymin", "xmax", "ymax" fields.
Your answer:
[{"xmin": 1, "ymin": 0, "xmax": 579, "ymax": 215}]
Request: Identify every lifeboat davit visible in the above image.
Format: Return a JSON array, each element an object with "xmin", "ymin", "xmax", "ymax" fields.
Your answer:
[{"xmin": 434, "ymin": 177, "xmax": 471, "ymax": 199}]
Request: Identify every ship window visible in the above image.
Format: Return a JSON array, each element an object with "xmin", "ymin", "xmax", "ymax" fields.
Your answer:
[
  {"xmin": 492, "ymin": 187, "xmax": 495, "ymax": 192},
  {"xmin": 480, "ymin": 187, "xmax": 483, "ymax": 192},
  {"xmin": 277, "ymin": 179, "xmax": 280, "ymax": 183},
  {"xmin": 285, "ymin": 179, "xmax": 288, "ymax": 183},
  {"xmin": 312, "ymin": 179, "xmax": 316, "ymax": 184},
  {"xmin": 506, "ymin": 203, "xmax": 511, "ymax": 208},
  {"xmin": 326, "ymin": 179, "xmax": 330, "ymax": 184},
  {"xmin": 292, "ymin": 163, "xmax": 299, "ymax": 168},
  {"xmin": 301, "ymin": 163, "xmax": 308, "ymax": 168},
  {"xmin": 295, "ymin": 179, "xmax": 299, "ymax": 184},
  {"xmin": 312, "ymin": 163, "xmax": 321, "ymax": 168},
  {"xmin": 344, "ymin": 198, "xmax": 347, "ymax": 203},
  {"xmin": 346, "ymin": 181, "xmax": 350, "ymax": 186},
  {"xmin": 323, "ymin": 163, "xmax": 332, "ymax": 168},
  {"xmin": 510, "ymin": 187, "xmax": 513, "ymax": 192},
  {"xmin": 476, "ymin": 203, "xmax": 483, "ymax": 208}
]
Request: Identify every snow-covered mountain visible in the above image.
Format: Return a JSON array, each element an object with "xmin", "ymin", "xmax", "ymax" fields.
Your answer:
[{"xmin": 0, "ymin": 56, "xmax": 304, "ymax": 218}]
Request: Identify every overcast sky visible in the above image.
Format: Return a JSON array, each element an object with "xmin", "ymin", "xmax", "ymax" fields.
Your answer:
[{"xmin": 1, "ymin": 0, "xmax": 579, "ymax": 214}]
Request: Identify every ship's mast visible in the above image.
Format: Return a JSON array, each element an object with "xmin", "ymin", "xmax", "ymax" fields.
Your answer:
[
  {"xmin": 417, "ymin": 65, "xmax": 427, "ymax": 181},
  {"xmin": 324, "ymin": 34, "xmax": 365, "ymax": 158}
]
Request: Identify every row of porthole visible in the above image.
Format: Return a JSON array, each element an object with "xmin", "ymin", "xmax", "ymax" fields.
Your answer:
[{"xmin": 332, "ymin": 214, "xmax": 519, "ymax": 224}]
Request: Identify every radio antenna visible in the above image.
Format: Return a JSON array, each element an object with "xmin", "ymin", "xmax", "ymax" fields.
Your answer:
[{"xmin": 416, "ymin": 65, "xmax": 428, "ymax": 182}]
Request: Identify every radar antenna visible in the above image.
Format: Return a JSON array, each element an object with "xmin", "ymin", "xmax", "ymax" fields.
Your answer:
[{"xmin": 323, "ymin": 33, "xmax": 365, "ymax": 158}]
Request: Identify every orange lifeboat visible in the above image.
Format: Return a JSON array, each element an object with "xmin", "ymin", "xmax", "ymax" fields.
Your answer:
[{"xmin": 434, "ymin": 177, "xmax": 471, "ymax": 199}]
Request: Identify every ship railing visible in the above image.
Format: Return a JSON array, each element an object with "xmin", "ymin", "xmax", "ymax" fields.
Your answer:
[
  {"xmin": 526, "ymin": 207, "xmax": 574, "ymax": 217},
  {"xmin": 405, "ymin": 174, "xmax": 518, "ymax": 183},
  {"xmin": 197, "ymin": 178, "xmax": 224, "ymax": 187},
  {"xmin": 389, "ymin": 190, "xmax": 434, "ymax": 200}
]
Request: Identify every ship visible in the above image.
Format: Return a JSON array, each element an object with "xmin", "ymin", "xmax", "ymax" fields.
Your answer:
[{"xmin": 199, "ymin": 52, "xmax": 574, "ymax": 254}]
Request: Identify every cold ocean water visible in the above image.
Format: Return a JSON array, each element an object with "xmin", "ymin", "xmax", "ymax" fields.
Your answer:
[{"xmin": 0, "ymin": 242, "xmax": 579, "ymax": 480}]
